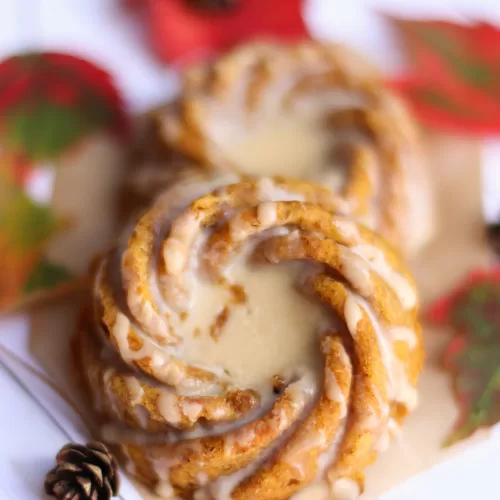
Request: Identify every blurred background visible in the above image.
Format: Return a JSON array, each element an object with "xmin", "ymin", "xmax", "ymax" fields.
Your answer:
[
  {"xmin": 1, "ymin": 1, "xmax": 500, "ymax": 499},
  {"xmin": 1, "ymin": 0, "xmax": 500, "ymax": 310},
  {"xmin": 2, "ymin": 0, "xmax": 500, "ymax": 111}
]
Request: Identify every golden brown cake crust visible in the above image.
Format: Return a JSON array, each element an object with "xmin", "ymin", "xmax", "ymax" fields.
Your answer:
[
  {"xmin": 156, "ymin": 41, "xmax": 434, "ymax": 255},
  {"xmin": 74, "ymin": 174, "xmax": 423, "ymax": 499}
]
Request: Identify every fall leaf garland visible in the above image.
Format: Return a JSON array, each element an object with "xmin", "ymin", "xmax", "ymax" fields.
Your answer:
[
  {"xmin": 0, "ymin": 52, "xmax": 128, "ymax": 161},
  {"xmin": 427, "ymin": 269, "xmax": 500, "ymax": 446},
  {"xmin": 390, "ymin": 18, "xmax": 500, "ymax": 134},
  {"xmin": 0, "ymin": 52, "xmax": 128, "ymax": 310}
]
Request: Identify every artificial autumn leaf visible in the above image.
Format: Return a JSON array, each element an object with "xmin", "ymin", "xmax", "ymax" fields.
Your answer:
[
  {"xmin": 0, "ymin": 152, "xmax": 68, "ymax": 310},
  {"xmin": 426, "ymin": 269, "xmax": 500, "ymax": 446},
  {"xmin": 143, "ymin": 0, "xmax": 308, "ymax": 64},
  {"xmin": 390, "ymin": 18, "xmax": 500, "ymax": 134},
  {"xmin": 0, "ymin": 238, "xmax": 42, "ymax": 310},
  {"xmin": 23, "ymin": 259, "xmax": 73, "ymax": 295},
  {"xmin": 394, "ymin": 78, "xmax": 500, "ymax": 134},
  {"xmin": 0, "ymin": 52, "xmax": 129, "ymax": 161},
  {"xmin": 0, "ymin": 184, "xmax": 60, "ymax": 252},
  {"xmin": 0, "ymin": 150, "xmax": 33, "ymax": 188}
]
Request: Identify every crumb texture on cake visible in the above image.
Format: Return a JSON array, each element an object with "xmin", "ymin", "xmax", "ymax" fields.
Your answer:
[
  {"xmin": 154, "ymin": 41, "xmax": 434, "ymax": 256},
  {"xmin": 74, "ymin": 174, "xmax": 423, "ymax": 499}
]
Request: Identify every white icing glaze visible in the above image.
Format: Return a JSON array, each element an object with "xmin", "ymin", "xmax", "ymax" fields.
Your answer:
[
  {"xmin": 196, "ymin": 375, "xmax": 317, "ymax": 500},
  {"xmin": 229, "ymin": 213, "xmax": 253, "ymax": 241},
  {"xmin": 257, "ymin": 177, "xmax": 306, "ymax": 202},
  {"xmin": 286, "ymin": 429, "xmax": 328, "ymax": 479},
  {"xmin": 398, "ymin": 142, "xmax": 435, "ymax": 256},
  {"xmin": 316, "ymin": 420, "xmax": 347, "ymax": 477},
  {"xmin": 336, "ymin": 344, "xmax": 351, "ymax": 372},
  {"xmin": 134, "ymin": 405, "xmax": 150, "ymax": 429},
  {"xmin": 125, "ymin": 376, "xmax": 144, "ymax": 405},
  {"xmin": 391, "ymin": 357, "xmax": 419, "ymax": 411},
  {"xmin": 389, "ymin": 326, "xmax": 417, "ymax": 349},
  {"xmin": 102, "ymin": 368, "xmax": 123, "ymax": 418},
  {"xmin": 356, "ymin": 297, "xmax": 395, "ymax": 402},
  {"xmin": 375, "ymin": 428, "xmax": 391, "ymax": 452},
  {"xmin": 338, "ymin": 247, "xmax": 373, "ymax": 297},
  {"xmin": 257, "ymin": 201, "xmax": 278, "ymax": 227},
  {"xmin": 150, "ymin": 355, "xmax": 188, "ymax": 387},
  {"xmin": 223, "ymin": 433, "xmax": 236, "ymax": 457},
  {"xmin": 368, "ymin": 385, "xmax": 389, "ymax": 427},
  {"xmin": 330, "ymin": 478, "xmax": 361, "ymax": 500},
  {"xmin": 112, "ymin": 313, "xmax": 133, "ymax": 360},
  {"xmin": 123, "ymin": 173, "xmax": 241, "ymax": 333},
  {"xmin": 237, "ymin": 427, "xmax": 256, "ymax": 447},
  {"xmin": 285, "ymin": 422, "xmax": 349, "ymax": 500},
  {"xmin": 182, "ymin": 401, "xmax": 204, "ymax": 422},
  {"xmin": 350, "ymin": 244, "xmax": 416, "ymax": 309},
  {"xmin": 290, "ymin": 480, "xmax": 331, "ymax": 500},
  {"xmin": 111, "ymin": 313, "xmax": 174, "ymax": 380},
  {"xmin": 198, "ymin": 458, "xmax": 263, "ymax": 500},
  {"xmin": 316, "ymin": 168, "xmax": 346, "ymax": 193},
  {"xmin": 291, "ymin": 89, "xmax": 366, "ymax": 116},
  {"xmin": 344, "ymin": 292, "xmax": 363, "ymax": 336},
  {"xmin": 157, "ymin": 391, "xmax": 181, "ymax": 425},
  {"xmin": 387, "ymin": 417, "xmax": 401, "ymax": 437},
  {"xmin": 324, "ymin": 369, "xmax": 347, "ymax": 419},
  {"xmin": 155, "ymin": 481, "xmax": 179, "ymax": 499},
  {"xmin": 197, "ymin": 472, "xmax": 210, "ymax": 486},
  {"xmin": 108, "ymin": 313, "xmax": 200, "ymax": 390},
  {"xmin": 286, "ymin": 371, "xmax": 318, "ymax": 407},
  {"xmin": 164, "ymin": 205, "xmax": 215, "ymax": 277},
  {"xmin": 211, "ymin": 406, "xmax": 228, "ymax": 419},
  {"xmin": 356, "ymin": 296, "xmax": 418, "ymax": 412},
  {"xmin": 333, "ymin": 219, "xmax": 360, "ymax": 242}
]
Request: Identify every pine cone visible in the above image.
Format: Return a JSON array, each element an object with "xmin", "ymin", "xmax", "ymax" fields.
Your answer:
[
  {"xmin": 487, "ymin": 223, "xmax": 500, "ymax": 256},
  {"xmin": 187, "ymin": 0, "xmax": 240, "ymax": 12},
  {"xmin": 44, "ymin": 442, "xmax": 120, "ymax": 500}
]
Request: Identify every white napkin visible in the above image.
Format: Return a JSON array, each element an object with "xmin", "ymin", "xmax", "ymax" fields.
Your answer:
[{"xmin": 0, "ymin": 315, "xmax": 142, "ymax": 500}]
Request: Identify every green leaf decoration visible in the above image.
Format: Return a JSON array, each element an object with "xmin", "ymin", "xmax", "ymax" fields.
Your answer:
[
  {"xmin": 390, "ymin": 19, "xmax": 500, "ymax": 133},
  {"xmin": 0, "ymin": 186, "xmax": 59, "ymax": 251},
  {"xmin": 0, "ymin": 152, "xmax": 75, "ymax": 310},
  {"xmin": 426, "ymin": 270, "xmax": 500, "ymax": 446},
  {"xmin": 0, "ymin": 52, "xmax": 129, "ymax": 161},
  {"xmin": 452, "ymin": 283, "xmax": 500, "ymax": 339},
  {"xmin": 412, "ymin": 26, "xmax": 495, "ymax": 89},
  {"xmin": 414, "ymin": 88, "xmax": 478, "ymax": 117},
  {"xmin": 23, "ymin": 259, "xmax": 73, "ymax": 295}
]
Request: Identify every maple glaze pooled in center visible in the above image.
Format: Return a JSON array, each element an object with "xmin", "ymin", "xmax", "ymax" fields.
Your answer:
[
  {"xmin": 217, "ymin": 115, "xmax": 340, "ymax": 181},
  {"xmin": 179, "ymin": 257, "xmax": 329, "ymax": 393}
]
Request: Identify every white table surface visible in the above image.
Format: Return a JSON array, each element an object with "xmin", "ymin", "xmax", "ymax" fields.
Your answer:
[{"xmin": 1, "ymin": 1, "xmax": 500, "ymax": 499}]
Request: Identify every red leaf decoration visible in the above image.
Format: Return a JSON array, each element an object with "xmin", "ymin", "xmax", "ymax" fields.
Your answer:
[
  {"xmin": 146, "ymin": 0, "xmax": 308, "ymax": 64},
  {"xmin": 394, "ymin": 78, "xmax": 500, "ymax": 135},
  {"xmin": 0, "ymin": 52, "xmax": 129, "ymax": 161},
  {"xmin": 390, "ymin": 18, "xmax": 500, "ymax": 134},
  {"xmin": 427, "ymin": 269, "xmax": 500, "ymax": 324},
  {"xmin": 426, "ymin": 269, "xmax": 500, "ymax": 446}
]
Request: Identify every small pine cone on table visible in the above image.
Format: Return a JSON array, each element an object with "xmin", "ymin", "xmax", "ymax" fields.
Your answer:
[{"xmin": 44, "ymin": 442, "xmax": 120, "ymax": 500}]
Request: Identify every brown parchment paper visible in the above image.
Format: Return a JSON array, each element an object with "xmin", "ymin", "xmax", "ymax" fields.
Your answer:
[{"xmin": 28, "ymin": 133, "xmax": 489, "ymax": 499}]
